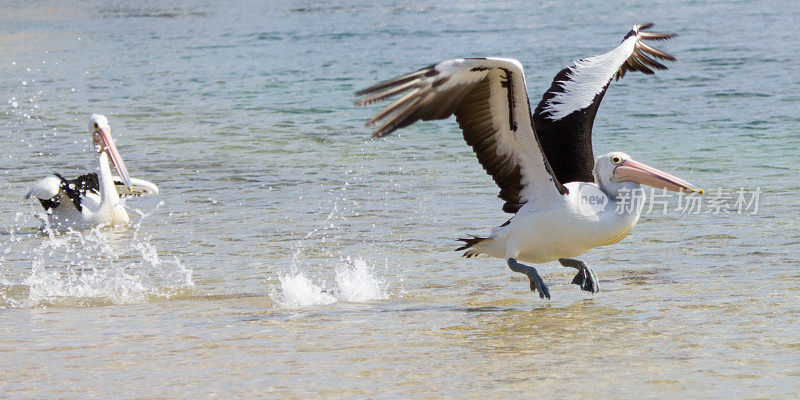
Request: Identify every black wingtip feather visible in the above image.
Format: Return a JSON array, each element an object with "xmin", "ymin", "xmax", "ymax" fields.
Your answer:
[
  {"xmin": 635, "ymin": 23, "xmax": 677, "ymax": 42},
  {"xmin": 455, "ymin": 235, "xmax": 487, "ymax": 252},
  {"xmin": 615, "ymin": 23, "xmax": 677, "ymax": 79}
]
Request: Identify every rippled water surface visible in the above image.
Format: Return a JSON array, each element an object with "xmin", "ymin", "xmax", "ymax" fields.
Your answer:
[{"xmin": 1, "ymin": 1, "xmax": 799, "ymax": 398}]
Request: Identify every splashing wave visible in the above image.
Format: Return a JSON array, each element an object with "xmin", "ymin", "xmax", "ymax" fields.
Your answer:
[
  {"xmin": 0, "ymin": 214, "xmax": 193, "ymax": 308},
  {"xmin": 272, "ymin": 257, "xmax": 387, "ymax": 309}
]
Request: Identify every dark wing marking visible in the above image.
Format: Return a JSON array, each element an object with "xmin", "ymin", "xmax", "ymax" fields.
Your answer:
[
  {"xmin": 56, "ymin": 173, "xmax": 99, "ymax": 212},
  {"xmin": 38, "ymin": 197, "xmax": 60, "ymax": 211},
  {"xmin": 356, "ymin": 58, "xmax": 567, "ymax": 214},
  {"xmin": 533, "ymin": 23, "xmax": 676, "ymax": 184}
]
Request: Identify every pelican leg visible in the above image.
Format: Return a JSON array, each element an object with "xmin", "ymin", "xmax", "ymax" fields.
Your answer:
[
  {"xmin": 558, "ymin": 258, "xmax": 599, "ymax": 294},
  {"xmin": 507, "ymin": 258, "xmax": 550, "ymax": 299}
]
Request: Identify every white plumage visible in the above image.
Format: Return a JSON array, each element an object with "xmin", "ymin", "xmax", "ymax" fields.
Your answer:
[
  {"xmin": 542, "ymin": 36, "xmax": 638, "ymax": 120},
  {"xmin": 26, "ymin": 115, "xmax": 158, "ymax": 231},
  {"xmin": 356, "ymin": 24, "xmax": 699, "ymax": 299}
]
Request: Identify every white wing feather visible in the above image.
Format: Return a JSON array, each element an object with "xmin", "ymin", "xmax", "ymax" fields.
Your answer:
[
  {"xmin": 114, "ymin": 177, "xmax": 159, "ymax": 197},
  {"xmin": 25, "ymin": 175, "xmax": 62, "ymax": 200},
  {"xmin": 541, "ymin": 23, "xmax": 676, "ymax": 121},
  {"xmin": 543, "ymin": 37, "xmax": 638, "ymax": 120}
]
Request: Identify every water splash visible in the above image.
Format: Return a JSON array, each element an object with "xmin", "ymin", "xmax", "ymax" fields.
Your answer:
[
  {"xmin": 271, "ymin": 257, "xmax": 387, "ymax": 309},
  {"xmin": 335, "ymin": 258, "xmax": 387, "ymax": 302},
  {"xmin": 271, "ymin": 173, "xmax": 394, "ymax": 309},
  {"xmin": 274, "ymin": 273, "xmax": 337, "ymax": 309},
  {"xmin": 0, "ymin": 209, "xmax": 193, "ymax": 308}
]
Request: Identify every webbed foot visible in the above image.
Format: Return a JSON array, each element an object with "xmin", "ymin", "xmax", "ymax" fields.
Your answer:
[{"xmin": 558, "ymin": 258, "xmax": 599, "ymax": 294}]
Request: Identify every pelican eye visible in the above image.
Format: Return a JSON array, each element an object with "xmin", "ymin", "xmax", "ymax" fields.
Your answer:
[
  {"xmin": 611, "ymin": 156, "xmax": 622, "ymax": 165},
  {"xmin": 93, "ymin": 122, "xmax": 99, "ymax": 130}
]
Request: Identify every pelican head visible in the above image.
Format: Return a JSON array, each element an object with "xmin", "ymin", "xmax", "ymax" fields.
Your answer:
[
  {"xmin": 594, "ymin": 152, "xmax": 703, "ymax": 197},
  {"xmin": 89, "ymin": 114, "xmax": 131, "ymax": 188}
]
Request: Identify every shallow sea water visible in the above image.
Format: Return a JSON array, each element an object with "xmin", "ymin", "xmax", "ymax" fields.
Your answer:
[{"xmin": 1, "ymin": 1, "xmax": 799, "ymax": 398}]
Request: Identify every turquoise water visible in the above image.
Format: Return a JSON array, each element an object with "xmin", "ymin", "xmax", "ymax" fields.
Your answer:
[{"xmin": 1, "ymin": 1, "xmax": 799, "ymax": 398}]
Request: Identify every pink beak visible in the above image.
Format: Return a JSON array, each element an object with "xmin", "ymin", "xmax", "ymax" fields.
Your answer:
[
  {"xmin": 612, "ymin": 158, "xmax": 703, "ymax": 194},
  {"xmin": 97, "ymin": 127, "xmax": 132, "ymax": 189}
]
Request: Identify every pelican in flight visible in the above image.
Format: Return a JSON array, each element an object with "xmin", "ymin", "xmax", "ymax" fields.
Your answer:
[
  {"xmin": 26, "ymin": 114, "xmax": 158, "ymax": 230},
  {"xmin": 355, "ymin": 24, "xmax": 702, "ymax": 299}
]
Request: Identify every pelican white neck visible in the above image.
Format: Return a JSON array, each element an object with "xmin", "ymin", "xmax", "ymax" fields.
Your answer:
[{"xmin": 89, "ymin": 114, "xmax": 131, "ymax": 189}]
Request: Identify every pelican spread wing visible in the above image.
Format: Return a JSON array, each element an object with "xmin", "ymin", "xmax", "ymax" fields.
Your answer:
[
  {"xmin": 353, "ymin": 24, "xmax": 689, "ymax": 299},
  {"xmin": 27, "ymin": 173, "xmax": 158, "ymax": 212},
  {"xmin": 533, "ymin": 23, "xmax": 676, "ymax": 184},
  {"xmin": 356, "ymin": 58, "xmax": 567, "ymax": 213},
  {"xmin": 114, "ymin": 177, "xmax": 159, "ymax": 197},
  {"xmin": 25, "ymin": 173, "xmax": 99, "ymax": 211}
]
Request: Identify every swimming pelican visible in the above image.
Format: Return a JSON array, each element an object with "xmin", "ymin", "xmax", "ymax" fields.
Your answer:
[
  {"xmin": 355, "ymin": 24, "xmax": 702, "ymax": 299},
  {"xmin": 26, "ymin": 114, "xmax": 158, "ymax": 230}
]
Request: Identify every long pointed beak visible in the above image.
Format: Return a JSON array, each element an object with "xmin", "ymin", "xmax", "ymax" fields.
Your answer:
[
  {"xmin": 612, "ymin": 158, "xmax": 703, "ymax": 194},
  {"xmin": 97, "ymin": 127, "xmax": 132, "ymax": 189}
]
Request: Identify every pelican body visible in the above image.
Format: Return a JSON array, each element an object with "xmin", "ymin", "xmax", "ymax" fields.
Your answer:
[
  {"xmin": 468, "ymin": 155, "xmax": 698, "ymax": 265},
  {"xmin": 26, "ymin": 114, "xmax": 158, "ymax": 231},
  {"xmin": 356, "ymin": 24, "xmax": 702, "ymax": 299}
]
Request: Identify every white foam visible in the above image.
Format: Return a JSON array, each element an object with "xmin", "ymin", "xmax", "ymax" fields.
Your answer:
[
  {"xmin": 275, "ymin": 273, "xmax": 337, "ymax": 309},
  {"xmin": 1, "ymin": 212, "xmax": 193, "ymax": 308},
  {"xmin": 335, "ymin": 258, "xmax": 387, "ymax": 302},
  {"xmin": 24, "ymin": 258, "xmax": 149, "ymax": 305},
  {"xmin": 272, "ymin": 257, "xmax": 387, "ymax": 309}
]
